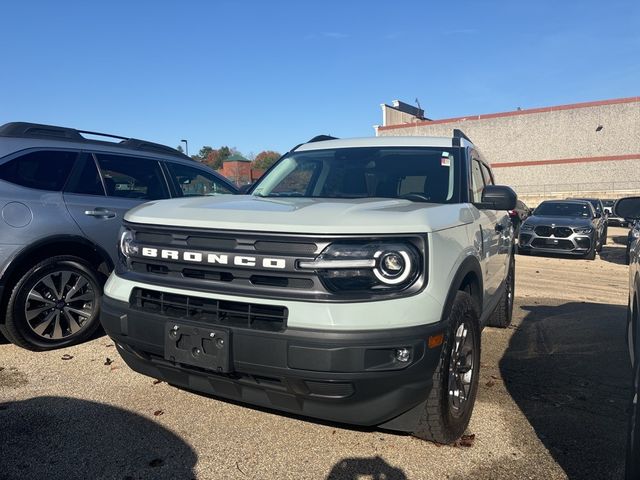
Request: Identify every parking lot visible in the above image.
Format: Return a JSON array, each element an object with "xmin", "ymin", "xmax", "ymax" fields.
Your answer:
[{"xmin": 0, "ymin": 227, "xmax": 632, "ymax": 480}]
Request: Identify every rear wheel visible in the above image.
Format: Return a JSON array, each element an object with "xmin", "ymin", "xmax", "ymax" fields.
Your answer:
[
  {"xmin": 412, "ymin": 292, "xmax": 481, "ymax": 444},
  {"xmin": 3, "ymin": 256, "xmax": 102, "ymax": 351}
]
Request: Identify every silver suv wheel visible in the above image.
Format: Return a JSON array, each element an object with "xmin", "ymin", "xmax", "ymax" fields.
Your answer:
[{"xmin": 25, "ymin": 270, "xmax": 97, "ymax": 340}]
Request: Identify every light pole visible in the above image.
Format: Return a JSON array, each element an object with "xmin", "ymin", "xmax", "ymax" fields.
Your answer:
[{"xmin": 181, "ymin": 139, "xmax": 189, "ymax": 156}]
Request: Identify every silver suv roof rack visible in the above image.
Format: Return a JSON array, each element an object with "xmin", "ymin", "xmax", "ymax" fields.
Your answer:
[{"xmin": 0, "ymin": 122, "xmax": 190, "ymax": 158}]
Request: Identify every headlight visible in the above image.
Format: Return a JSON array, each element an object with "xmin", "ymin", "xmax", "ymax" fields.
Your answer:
[
  {"xmin": 520, "ymin": 223, "xmax": 534, "ymax": 231},
  {"xmin": 119, "ymin": 228, "xmax": 139, "ymax": 258},
  {"xmin": 574, "ymin": 227, "xmax": 593, "ymax": 234},
  {"xmin": 298, "ymin": 241, "xmax": 421, "ymax": 292}
]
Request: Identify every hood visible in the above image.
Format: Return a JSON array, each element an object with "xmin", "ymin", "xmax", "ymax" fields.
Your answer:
[
  {"xmin": 124, "ymin": 195, "xmax": 475, "ymax": 234},
  {"xmin": 524, "ymin": 215, "xmax": 593, "ymax": 227}
]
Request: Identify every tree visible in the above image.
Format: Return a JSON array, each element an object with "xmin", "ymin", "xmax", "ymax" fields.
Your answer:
[
  {"xmin": 202, "ymin": 146, "xmax": 231, "ymax": 170},
  {"xmin": 252, "ymin": 150, "xmax": 281, "ymax": 170},
  {"xmin": 196, "ymin": 146, "xmax": 214, "ymax": 162},
  {"xmin": 176, "ymin": 145, "xmax": 184, "ymax": 153}
]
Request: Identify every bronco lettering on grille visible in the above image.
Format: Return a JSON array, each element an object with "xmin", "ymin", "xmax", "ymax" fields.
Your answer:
[{"xmin": 140, "ymin": 247, "xmax": 287, "ymax": 269}]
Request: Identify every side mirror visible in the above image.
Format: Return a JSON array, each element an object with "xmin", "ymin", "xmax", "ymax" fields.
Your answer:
[
  {"xmin": 480, "ymin": 185, "xmax": 517, "ymax": 211},
  {"xmin": 594, "ymin": 212, "xmax": 601, "ymax": 219},
  {"xmin": 239, "ymin": 183, "xmax": 254, "ymax": 194},
  {"xmin": 615, "ymin": 197, "xmax": 640, "ymax": 220}
]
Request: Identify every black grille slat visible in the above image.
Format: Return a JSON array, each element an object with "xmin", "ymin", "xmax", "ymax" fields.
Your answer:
[
  {"xmin": 254, "ymin": 240, "xmax": 318, "ymax": 254},
  {"xmin": 534, "ymin": 225, "xmax": 574, "ymax": 238},
  {"xmin": 534, "ymin": 226, "xmax": 553, "ymax": 237},
  {"xmin": 130, "ymin": 288, "xmax": 287, "ymax": 332}
]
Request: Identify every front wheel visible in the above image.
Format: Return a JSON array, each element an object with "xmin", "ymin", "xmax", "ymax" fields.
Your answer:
[
  {"xmin": 486, "ymin": 256, "xmax": 515, "ymax": 328},
  {"xmin": 584, "ymin": 245, "xmax": 597, "ymax": 260},
  {"xmin": 3, "ymin": 256, "xmax": 103, "ymax": 351},
  {"xmin": 412, "ymin": 291, "xmax": 481, "ymax": 444}
]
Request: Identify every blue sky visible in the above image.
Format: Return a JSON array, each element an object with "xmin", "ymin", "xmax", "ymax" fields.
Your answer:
[{"xmin": 1, "ymin": 0, "xmax": 638, "ymax": 156}]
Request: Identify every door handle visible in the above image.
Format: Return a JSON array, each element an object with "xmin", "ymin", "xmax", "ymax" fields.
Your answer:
[
  {"xmin": 494, "ymin": 223, "xmax": 504, "ymax": 233},
  {"xmin": 84, "ymin": 209, "xmax": 116, "ymax": 219}
]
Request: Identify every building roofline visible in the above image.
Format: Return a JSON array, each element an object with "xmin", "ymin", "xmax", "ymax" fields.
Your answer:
[{"xmin": 377, "ymin": 96, "xmax": 640, "ymax": 131}]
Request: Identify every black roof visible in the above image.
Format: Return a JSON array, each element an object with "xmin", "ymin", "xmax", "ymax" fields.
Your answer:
[{"xmin": 0, "ymin": 122, "xmax": 190, "ymax": 159}]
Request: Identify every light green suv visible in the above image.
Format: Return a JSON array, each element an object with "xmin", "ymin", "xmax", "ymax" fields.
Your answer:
[{"xmin": 101, "ymin": 132, "xmax": 517, "ymax": 443}]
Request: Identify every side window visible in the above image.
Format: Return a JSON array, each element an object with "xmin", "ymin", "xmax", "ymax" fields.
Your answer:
[
  {"xmin": 95, "ymin": 154, "xmax": 169, "ymax": 200},
  {"xmin": 166, "ymin": 163, "xmax": 234, "ymax": 196},
  {"xmin": 64, "ymin": 153, "xmax": 105, "ymax": 196},
  {"xmin": 480, "ymin": 163, "xmax": 494, "ymax": 185},
  {"xmin": 0, "ymin": 150, "xmax": 77, "ymax": 191},
  {"xmin": 470, "ymin": 159, "xmax": 485, "ymax": 203}
]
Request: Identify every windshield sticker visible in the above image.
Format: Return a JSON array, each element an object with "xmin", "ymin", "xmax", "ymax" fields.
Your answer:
[{"xmin": 441, "ymin": 152, "xmax": 451, "ymax": 167}]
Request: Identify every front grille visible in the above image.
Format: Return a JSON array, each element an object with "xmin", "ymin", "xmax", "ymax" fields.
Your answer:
[
  {"xmin": 130, "ymin": 288, "xmax": 288, "ymax": 332},
  {"xmin": 535, "ymin": 226, "xmax": 552, "ymax": 237},
  {"xmin": 554, "ymin": 227, "xmax": 573, "ymax": 238},
  {"xmin": 531, "ymin": 238, "xmax": 574, "ymax": 250},
  {"xmin": 534, "ymin": 226, "xmax": 573, "ymax": 238}
]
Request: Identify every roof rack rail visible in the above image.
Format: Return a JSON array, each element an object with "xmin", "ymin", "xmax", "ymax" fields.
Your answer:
[
  {"xmin": 0, "ymin": 122, "xmax": 190, "ymax": 158},
  {"xmin": 452, "ymin": 129, "xmax": 472, "ymax": 146}
]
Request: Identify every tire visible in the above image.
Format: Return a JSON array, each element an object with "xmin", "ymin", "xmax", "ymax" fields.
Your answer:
[
  {"xmin": 584, "ymin": 246, "xmax": 596, "ymax": 260},
  {"xmin": 486, "ymin": 256, "xmax": 515, "ymax": 328},
  {"xmin": 412, "ymin": 291, "xmax": 481, "ymax": 444},
  {"xmin": 3, "ymin": 255, "xmax": 103, "ymax": 351}
]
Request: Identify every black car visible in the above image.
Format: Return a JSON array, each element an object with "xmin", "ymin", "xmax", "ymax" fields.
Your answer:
[
  {"xmin": 611, "ymin": 197, "xmax": 640, "ymax": 479},
  {"xmin": 518, "ymin": 200, "xmax": 600, "ymax": 259},
  {"xmin": 604, "ymin": 199, "xmax": 629, "ymax": 227},
  {"xmin": 626, "ymin": 221, "xmax": 640, "ymax": 265}
]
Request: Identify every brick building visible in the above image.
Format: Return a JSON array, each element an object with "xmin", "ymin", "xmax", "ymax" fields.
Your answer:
[
  {"xmin": 375, "ymin": 97, "xmax": 640, "ymax": 204},
  {"xmin": 218, "ymin": 154, "xmax": 265, "ymax": 187}
]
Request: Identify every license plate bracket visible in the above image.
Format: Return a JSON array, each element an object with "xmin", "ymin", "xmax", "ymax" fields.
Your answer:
[{"xmin": 164, "ymin": 322, "xmax": 231, "ymax": 373}]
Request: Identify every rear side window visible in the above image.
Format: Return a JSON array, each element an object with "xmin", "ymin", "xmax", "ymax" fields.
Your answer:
[
  {"xmin": 0, "ymin": 150, "xmax": 77, "ymax": 191},
  {"xmin": 95, "ymin": 154, "xmax": 169, "ymax": 200},
  {"xmin": 166, "ymin": 163, "xmax": 235, "ymax": 196}
]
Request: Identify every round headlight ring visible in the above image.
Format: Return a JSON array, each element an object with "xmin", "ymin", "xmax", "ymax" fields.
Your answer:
[{"xmin": 373, "ymin": 250, "xmax": 412, "ymax": 285}]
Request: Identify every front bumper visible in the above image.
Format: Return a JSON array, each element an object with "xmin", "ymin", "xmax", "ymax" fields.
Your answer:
[
  {"xmin": 519, "ymin": 229, "xmax": 593, "ymax": 255},
  {"xmin": 101, "ymin": 294, "xmax": 447, "ymax": 429}
]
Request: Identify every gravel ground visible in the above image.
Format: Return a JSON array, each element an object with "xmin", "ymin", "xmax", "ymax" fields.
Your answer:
[{"xmin": 0, "ymin": 227, "xmax": 632, "ymax": 480}]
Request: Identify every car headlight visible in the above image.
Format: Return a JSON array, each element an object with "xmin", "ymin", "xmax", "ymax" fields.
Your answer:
[
  {"xmin": 574, "ymin": 227, "xmax": 593, "ymax": 234},
  {"xmin": 119, "ymin": 228, "xmax": 139, "ymax": 258},
  {"xmin": 298, "ymin": 241, "xmax": 421, "ymax": 292},
  {"xmin": 520, "ymin": 223, "xmax": 534, "ymax": 232}
]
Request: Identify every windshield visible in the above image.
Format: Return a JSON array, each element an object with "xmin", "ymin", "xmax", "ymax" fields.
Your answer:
[
  {"xmin": 252, "ymin": 147, "xmax": 460, "ymax": 203},
  {"xmin": 535, "ymin": 202, "xmax": 592, "ymax": 217}
]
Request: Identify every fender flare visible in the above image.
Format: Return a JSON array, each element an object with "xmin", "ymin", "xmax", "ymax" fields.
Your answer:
[{"xmin": 439, "ymin": 255, "xmax": 483, "ymax": 323}]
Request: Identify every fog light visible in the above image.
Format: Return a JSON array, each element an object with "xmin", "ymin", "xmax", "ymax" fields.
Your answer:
[{"xmin": 395, "ymin": 348, "xmax": 411, "ymax": 362}]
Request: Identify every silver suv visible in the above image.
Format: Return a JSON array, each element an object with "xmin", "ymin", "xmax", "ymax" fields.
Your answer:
[{"xmin": 0, "ymin": 122, "xmax": 237, "ymax": 351}]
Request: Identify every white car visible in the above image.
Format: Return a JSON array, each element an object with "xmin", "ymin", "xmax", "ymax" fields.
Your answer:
[{"xmin": 101, "ymin": 132, "xmax": 517, "ymax": 443}]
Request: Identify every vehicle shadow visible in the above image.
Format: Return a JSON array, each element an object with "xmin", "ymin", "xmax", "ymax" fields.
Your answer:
[
  {"xmin": 326, "ymin": 456, "xmax": 407, "ymax": 480},
  {"xmin": 500, "ymin": 301, "xmax": 631, "ymax": 479},
  {"xmin": 0, "ymin": 396, "xmax": 197, "ymax": 480},
  {"xmin": 599, "ymin": 245, "xmax": 628, "ymax": 265}
]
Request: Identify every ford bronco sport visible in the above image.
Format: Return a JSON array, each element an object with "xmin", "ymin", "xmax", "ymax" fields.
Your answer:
[{"xmin": 101, "ymin": 131, "xmax": 517, "ymax": 443}]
